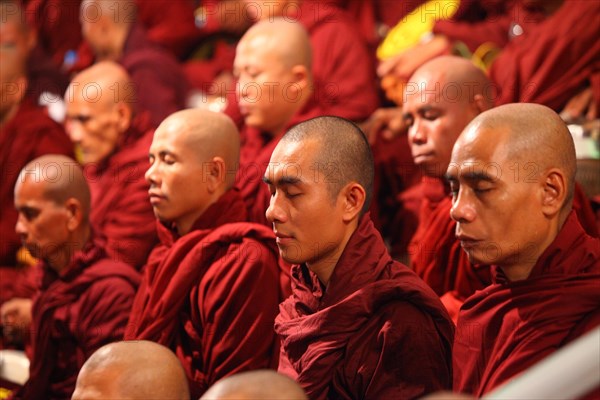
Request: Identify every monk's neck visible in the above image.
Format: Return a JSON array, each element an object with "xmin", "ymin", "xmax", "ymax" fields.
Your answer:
[
  {"xmin": 0, "ymin": 103, "xmax": 19, "ymax": 130},
  {"xmin": 99, "ymin": 28, "xmax": 128, "ymax": 61},
  {"xmin": 307, "ymin": 223, "xmax": 357, "ymax": 286},
  {"xmin": 50, "ymin": 226, "xmax": 91, "ymax": 275}
]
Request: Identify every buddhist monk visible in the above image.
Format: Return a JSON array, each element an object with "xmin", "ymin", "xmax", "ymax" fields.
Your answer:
[
  {"xmin": 405, "ymin": 56, "xmax": 494, "ymax": 321},
  {"xmin": 201, "ymin": 370, "xmax": 307, "ymax": 400},
  {"xmin": 65, "ymin": 61, "xmax": 157, "ymax": 269},
  {"xmin": 8, "ymin": 155, "xmax": 139, "ymax": 399},
  {"xmin": 447, "ymin": 103, "xmax": 600, "ymax": 396},
  {"xmin": 241, "ymin": 0, "xmax": 378, "ymax": 121},
  {"xmin": 124, "ymin": 109, "xmax": 287, "ymax": 398},
  {"xmin": 0, "ymin": 49, "xmax": 73, "ymax": 315},
  {"xmin": 79, "ymin": 0, "xmax": 188, "ymax": 126},
  {"xmin": 233, "ymin": 18, "xmax": 323, "ymax": 225},
  {"xmin": 72, "ymin": 340, "xmax": 190, "ymax": 400},
  {"xmin": 265, "ymin": 116, "xmax": 454, "ymax": 399}
]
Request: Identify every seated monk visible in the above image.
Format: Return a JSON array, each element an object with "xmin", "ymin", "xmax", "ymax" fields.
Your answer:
[
  {"xmin": 404, "ymin": 56, "xmax": 494, "ymax": 321},
  {"xmin": 7, "ymin": 155, "xmax": 139, "ymax": 399},
  {"xmin": 79, "ymin": 0, "xmax": 188, "ymax": 127},
  {"xmin": 124, "ymin": 109, "xmax": 287, "ymax": 398},
  {"xmin": 0, "ymin": 52, "xmax": 72, "ymax": 314},
  {"xmin": 447, "ymin": 103, "xmax": 600, "ymax": 396},
  {"xmin": 265, "ymin": 116, "xmax": 454, "ymax": 399},
  {"xmin": 65, "ymin": 61, "xmax": 157, "ymax": 270},
  {"xmin": 201, "ymin": 370, "xmax": 307, "ymax": 400},
  {"xmin": 233, "ymin": 18, "xmax": 323, "ymax": 225},
  {"xmin": 72, "ymin": 340, "xmax": 190, "ymax": 400}
]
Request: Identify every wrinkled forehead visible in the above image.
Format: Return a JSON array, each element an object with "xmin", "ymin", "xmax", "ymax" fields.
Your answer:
[
  {"xmin": 448, "ymin": 127, "xmax": 511, "ymax": 177},
  {"xmin": 266, "ymin": 139, "xmax": 320, "ymax": 181}
]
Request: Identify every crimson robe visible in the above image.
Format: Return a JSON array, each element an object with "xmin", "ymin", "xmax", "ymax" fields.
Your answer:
[
  {"xmin": 453, "ymin": 211, "xmax": 600, "ymax": 396},
  {"xmin": 86, "ymin": 113, "xmax": 157, "ymax": 269},
  {"xmin": 276, "ymin": 214, "xmax": 454, "ymax": 400},
  {"xmin": 125, "ymin": 189, "xmax": 288, "ymax": 398},
  {"xmin": 15, "ymin": 237, "xmax": 140, "ymax": 400},
  {"xmin": 489, "ymin": 0, "xmax": 600, "ymax": 112},
  {"xmin": 120, "ymin": 23, "xmax": 189, "ymax": 127},
  {"xmin": 409, "ymin": 178, "xmax": 598, "ymax": 322},
  {"xmin": 235, "ymin": 97, "xmax": 325, "ymax": 226},
  {"xmin": 0, "ymin": 99, "xmax": 73, "ymax": 305}
]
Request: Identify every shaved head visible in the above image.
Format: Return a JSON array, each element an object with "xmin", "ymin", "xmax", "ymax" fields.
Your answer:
[
  {"xmin": 239, "ymin": 18, "xmax": 311, "ymax": 70},
  {"xmin": 409, "ymin": 55, "xmax": 494, "ymax": 107},
  {"xmin": 158, "ymin": 109, "xmax": 240, "ymax": 187},
  {"xmin": 460, "ymin": 103, "xmax": 576, "ymax": 211},
  {"xmin": 201, "ymin": 370, "xmax": 307, "ymax": 400},
  {"xmin": 80, "ymin": 0, "xmax": 137, "ymax": 27},
  {"xmin": 72, "ymin": 340, "xmax": 190, "ymax": 400},
  {"xmin": 1, "ymin": 0, "xmax": 30, "ymax": 33},
  {"xmin": 17, "ymin": 155, "xmax": 91, "ymax": 219},
  {"xmin": 282, "ymin": 116, "xmax": 374, "ymax": 214},
  {"xmin": 67, "ymin": 61, "xmax": 136, "ymax": 111}
]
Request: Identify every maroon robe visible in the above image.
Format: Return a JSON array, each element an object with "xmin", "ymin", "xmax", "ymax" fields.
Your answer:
[
  {"xmin": 276, "ymin": 214, "xmax": 454, "ymax": 400},
  {"xmin": 15, "ymin": 237, "xmax": 140, "ymax": 400},
  {"xmin": 119, "ymin": 23, "xmax": 189, "ymax": 127},
  {"xmin": 453, "ymin": 212, "xmax": 600, "ymax": 396},
  {"xmin": 125, "ymin": 189, "xmax": 288, "ymax": 398},
  {"xmin": 0, "ymin": 99, "xmax": 73, "ymax": 305},
  {"xmin": 86, "ymin": 112, "xmax": 157, "ymax": 269},
  {"xmin": 489, "ymin": 0, "xmax": 600, "ymax": 112}
]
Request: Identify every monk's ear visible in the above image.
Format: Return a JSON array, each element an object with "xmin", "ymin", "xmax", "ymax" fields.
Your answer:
[
  {"xmin": 290, "ymin": 65, "xmax": 309, "ymax": 90},
  {"xmin": 64, "ymin": 198, "xmax": 83, "ymax": 231},
  {"xmin": 205, "ymin": 157, "xmax": 226, "ymax": 193},
  {"xmin": 340, "ymin": 182, "xmax": 365, "ymax": 223},
  {"xmin": 472, "ymin": 93, "xmax": 491, "ymax": 114},
  {"xmin": 114, "ymin": 102, "xmax": 132, "ymax": 133},
  {"xmin": 540, "ymin": 168, "xmax": 567, "ymax": 217}
]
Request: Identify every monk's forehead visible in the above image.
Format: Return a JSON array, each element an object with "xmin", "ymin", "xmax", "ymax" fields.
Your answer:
[
  {"xmin": 267, "ymin": 139, "xmax": 321, "ymax": 178},
  {"xmin": 452, "ymin": 125, "xmax": 512, "ymax": 167}
]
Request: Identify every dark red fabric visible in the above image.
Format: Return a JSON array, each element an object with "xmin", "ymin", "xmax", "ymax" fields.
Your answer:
[
  {"xmin": 86, "ymin": 112, "xmax": 157, "ymax": 269},
  {"xmin": 453, "ymin": 211, "xmax": 600, "ymax": 396},
  {"xmin": 0, "ymin": 99, "xmax": 73, "ymax": 303},
  {"xmin": 573, "ymin": 182, "xmax": 600, "ymax": 238},
  {"xmin": 119, "ymin": 23, "xmax": 189, "ymax": 127},
  {"xmin": 125, "ymin": 189, "xmax": 288, "ymax": 398},
  {"xmin": 26, "ymin": 45, "xmax": 70, "ymax": 105},
  {"xmin": 276, "ymin": 214, "xmax": 454, "ymax": 400},
  {"xmin": 15, "ymin": 237, "xmax": 139, "ymax": 400},
  {"xmin": 235, "ymin": 97, "xmax": 325, "ymax": 226},
  {"xmin": 408, "ymin": 177, "xmax": 492, "ymax": 321},
  {"xmin": 489, "ymin": 0, "xmax": 600, "ymax": 112}
]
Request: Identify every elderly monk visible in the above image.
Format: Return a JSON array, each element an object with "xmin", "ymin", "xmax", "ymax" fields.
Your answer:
[
  {"xmin": 233, "ymin": 18, "xmax": 324, "ymax": 225},
  {"xmin": 124, "ymin": 109, "xmax": 287, "ymax": 398},
  {"xmin": 0, "ymin": 52, "xmax": 73, "ymax": 312},
  {"xmin": 65, "ymin": 61, "xmax": 157, "ymax": 269},
  {"xmin": 447, "ymin": 103, "xmax": 600, "ymax": 396},
  {"xmin": 265, "ymin": 116, "xmax": 454, "ymax": 400},
  {"xmin": 7, "ymin": 155, "xmax": 139, "ymax": 399},
  {"xmin": 201, "ymin": 370, "xmax": 307, "ymax": 400},
  {"xmin": 72, "ymin": 340, "xmax": 190, "ymax": 400},
  {"xmin": 404, "ymin": 56, "xmax": 494, "ymax": 321},
  {"xmin": 79, "ymin": 0, "xmax": 188, "ymax": 127}
]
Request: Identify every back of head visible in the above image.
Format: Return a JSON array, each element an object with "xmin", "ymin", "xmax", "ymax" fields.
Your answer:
[
  {"xmin": 283, "ymin": 116, "xmax": 374, "ymax": 214},
  {"xmin": 72, "ymin": 340, "xmax": 190, "ymax": 400},
  {"xmin": 18, "ymin": 155, "xmax": 91, "ymax": 220},
  {"xmin": 201, "ymin": 370, "xmax": 307, "ymax": 400}
]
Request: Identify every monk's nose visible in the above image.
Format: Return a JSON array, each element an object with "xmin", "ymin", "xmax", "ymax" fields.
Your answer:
[
  {"xmin": 450, "ymin": 190, "xmax": 476, "ymax": 223},
  {"xmin": 266, "ymin": 192, "xmax": 286, "ymax": 224},
  {"xmin": 409, "ymin": 121, "xmax": 427, "ymax": 145}
]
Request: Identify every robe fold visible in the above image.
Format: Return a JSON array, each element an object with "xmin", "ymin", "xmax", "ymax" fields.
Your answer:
[
  {"xmin": 0, "ymin": 99, "xmax": 73, "ymax": 306},
  {"xmin": 453, "ymin": 211, "xmax": 600, "ymax": 396},
  {"xmin": 276, "ymin": 214, "xmax": 454, "ymax": 400},
  {"xmin": 119, "ymin": 23, "xmax": 189, "ymax": 127},
  {"xmin": 86, "ymin": 112, "xmax": 157, "ymax": 269},
  {"xmin": 15, "ymin": 236, "xmax": 139, "ymax": 400},
  {"xmin": 489, "ymin": 0, "xmax": 600, "ymax": 112},
  {"xmin": 125, "ymin": 189, "xmax": 288, "ymax": 398}
]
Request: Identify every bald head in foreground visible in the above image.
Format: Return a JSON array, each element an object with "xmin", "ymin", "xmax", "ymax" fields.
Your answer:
[
  {"xmin": 125, "ymin": 109, "xmax": 284, "ymax": 398},
  {"xmin": 449, "ymin": 103, "xmax": 600, "ymax": 396},
  {"xmin": 201, "ymin": 370, "xmax": 307, "ymax": 400},
  {"xmin": 267, "ymin": 116, "xmax": 453, "ymax": 400},
  {"xmin": 72, "ymin": 340, "xmax": 190, "ymax": 400}
]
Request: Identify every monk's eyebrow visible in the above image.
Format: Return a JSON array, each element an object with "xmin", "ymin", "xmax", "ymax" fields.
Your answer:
[
  {"xmin": 462, "ymin": 171, "xmax": 496, "ymax": 182},
  {"xmin": 262, "ymin": 176, "xmax": 303, "ymax": 186}
]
